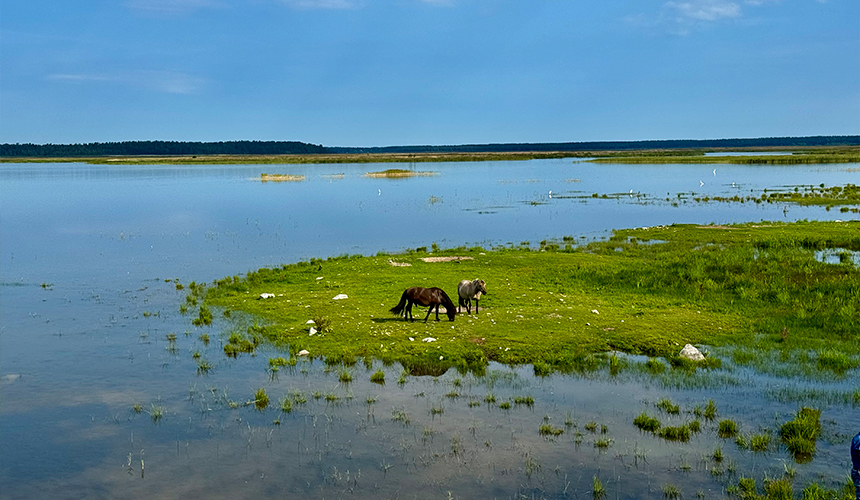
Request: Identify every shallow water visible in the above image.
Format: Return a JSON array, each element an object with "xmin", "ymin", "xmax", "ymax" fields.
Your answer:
[{"xmin": 1, "ymin": 160, "xmax": 859, "ymax": 499}]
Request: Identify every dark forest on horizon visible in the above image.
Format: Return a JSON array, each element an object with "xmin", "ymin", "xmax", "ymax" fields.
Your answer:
[{"xmin": 1, "ymin": 136, "xmax": 858, "ymax": 158}]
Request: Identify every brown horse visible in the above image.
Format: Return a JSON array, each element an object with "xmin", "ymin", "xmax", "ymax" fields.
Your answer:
[{"xmin": 389, "ymin": 287, "xmax": 457, "ymax": 322}]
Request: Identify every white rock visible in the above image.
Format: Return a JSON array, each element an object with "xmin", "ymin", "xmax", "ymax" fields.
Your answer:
[
  {"xmin": 591, "ymin": 309, "xmax": 599, "ymax": 314},
  {"xmin": 297, "ymin": 349, "xmax": 310, "ymax": 357},
  {"xmin": 332, "ymin": 294, "xmax": 348, "ymax": 300},
  {"xmin": 679, "ymin": 344, "xmax": 705, "ymax": 361},
  {"xmin": 409, "ymin": 337, "xmax": 415, "ymax": 342},
  {"xmin": 306, "ymin": 319, "xmax": 315, "ymax": 324},
  {"xmin": 258, "ymin": 293, "xmax": 275, "ymax": 299},
  {"xmin": 309, "ymin": 327, "xmax": 317, "ymax": 336},
  {"xmin": 316, "ymin": 277, "xmax": 324, "ymax": 280},
  {"xmin": 422, "ymin": 337, "xmax": 437, "ymax": 342}
]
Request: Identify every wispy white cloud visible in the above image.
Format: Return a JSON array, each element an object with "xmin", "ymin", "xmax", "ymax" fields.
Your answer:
[
  {"xmin": 276, "ymin": 0, "xmax": 359, "ymax": 9},
  {"xmin": 48, "ymin": 70, "xmax": 206, "ymax": 95},
  {"xmin": 665, "ymin": 0, "xmax": 741, "ymax": 22},
  {"xmin": 124, "ymin": 0, "xmax": 227, "ymax": 16}
]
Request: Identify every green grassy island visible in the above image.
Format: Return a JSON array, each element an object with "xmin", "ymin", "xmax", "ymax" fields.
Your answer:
[{"xmin": 193, "ymin": 220, "xmax": 860, "ymax": 377}]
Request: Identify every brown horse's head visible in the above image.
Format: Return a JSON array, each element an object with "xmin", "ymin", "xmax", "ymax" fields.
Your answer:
[{"xmin": 446, "ymin": 307, "xmax": 457, "ymax": 321}]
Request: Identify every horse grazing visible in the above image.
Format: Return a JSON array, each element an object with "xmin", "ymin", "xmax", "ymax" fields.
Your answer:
[
  {"xmin": 389, "ymin": 287, "xmax": 457, "ymax": 322},
  {"xmin": 458, "ymin": 279, "xmax": 487, "ymax": 315}
]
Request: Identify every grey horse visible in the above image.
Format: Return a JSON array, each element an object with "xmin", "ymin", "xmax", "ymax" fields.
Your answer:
[{"xmin": 457, "ymin": 279, "xmax": 487, "ymax": 314}]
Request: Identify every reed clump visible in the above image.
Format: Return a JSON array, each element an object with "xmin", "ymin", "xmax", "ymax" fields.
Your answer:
[{"xmin": 779, "ymin": 407, "xmax": 821, "ymax": 462}]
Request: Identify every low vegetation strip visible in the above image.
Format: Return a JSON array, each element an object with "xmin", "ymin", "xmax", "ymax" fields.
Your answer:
[
  {"xmin": 195, "ymin": 220, "xmax": 860, "ymax": 373},
  {"xmin": 587, "ymin": 148, "xmax": 859, "ymax": 165}
]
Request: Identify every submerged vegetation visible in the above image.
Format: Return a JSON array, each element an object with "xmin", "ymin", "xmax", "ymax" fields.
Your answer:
[{"xmin": 196, "ymin": 220, "xmax": 859, "ymax": 377}]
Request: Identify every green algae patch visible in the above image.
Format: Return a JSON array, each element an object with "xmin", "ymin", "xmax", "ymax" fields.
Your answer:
[{"xmin": 199, "ymin": 220, "xmax": 860, "ymax": 373}]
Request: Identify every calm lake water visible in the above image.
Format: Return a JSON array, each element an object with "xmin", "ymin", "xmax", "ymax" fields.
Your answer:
[{"xmin": 1, "ymin": 159, "xmax": 858, "ymax": 499}]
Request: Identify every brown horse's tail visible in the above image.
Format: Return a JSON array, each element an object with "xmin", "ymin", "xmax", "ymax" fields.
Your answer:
[
  {"xmin": 439, "ymin": 290, "xmax": 457, "ymax": 319},
  {"xmin": 389, "ymin": 290, "xmax": 408, "ymax": 316}
]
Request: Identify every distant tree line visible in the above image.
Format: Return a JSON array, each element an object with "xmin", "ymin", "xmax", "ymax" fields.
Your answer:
[
  {"xmin": 329, "ymin": 136, "xmax": 860, "ymax": 154},
  {"xmin": 0, "ymin": 140, "xmax": 327, "ymax": 157},
  {"xmin": 1, "ymin": 136, "xmax": 857, "ymax": 157}
]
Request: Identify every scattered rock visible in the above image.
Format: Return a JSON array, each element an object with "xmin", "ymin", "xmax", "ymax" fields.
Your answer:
[
  {"xmin": 422, "ymin": 337, "xmax": 437, "ymax": 342},
  {"xmin": 297, "ymin": 349, "xmax": 310, "ymax": 357},
  {"xmin": 332, "ymin": 294, "xmax": 348, "ymax": 300},
  {"xmin": 309, "ymin": 327, "xmax": 317, "ymax": 336},
  {"xmin": 258, "ymin": 293, "xmax": 275, "ymax": 299},
  {"xmin": 679, "ymin": 344, "xmax": 705, "ymax": 361},
  {"xmin": 388, "ymin": 260, "xmax": 412, "ymax": 267},
  {"xmin": 306, "ymin": 319, "xmax": 315, "ymax": 324},
  {"xmin": 591, "ymin": 309, "xmax": 599, "ymax": 314}
]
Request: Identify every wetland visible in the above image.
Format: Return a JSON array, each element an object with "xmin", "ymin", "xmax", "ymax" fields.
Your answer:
[{"xmin": 1, "ymin": 157, "xmax": 858, "ymax": 499}]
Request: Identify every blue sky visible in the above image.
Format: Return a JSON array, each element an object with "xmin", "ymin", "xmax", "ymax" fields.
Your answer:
[{"xmin": 1, "ymin": 0, "xmax": 858, "ymax": 146}]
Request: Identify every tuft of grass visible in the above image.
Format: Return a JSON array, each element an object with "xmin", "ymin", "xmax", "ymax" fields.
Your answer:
[
  {"xmin": 749, "ymin": 432, "xmax": 771, "ymax": 452},
  {"xmin": 149, "ymin": 404, "xmax": 164, "ymax": 422},
  {"xmin": 592, "ymin": 475, "xmax": 606, "ymax": 500},
  {"xmin": 718, "ymin": 419, "xmax": 739, "ymax": 438},
  {"xmin": 662, "ymin": 483, "xmax": 682, "ymax": 499},
  {"xmin": 712, "ymin": 447, "xmax": 723, "ymax": 462},
  {"xmin": 634, "ymin": 412, "xmax": 661, "ymax": 432},
  {"xmin": 370, "ymin": 369, "xmax": 385, "ymax": 384},
  {"xmin": 658, "ymin": 425, "xmax": 691, "ymax": 442},
  {"xmin": 196, "ymin": 358, "xmax": 212, "ymax": 375},
  {"xmin": 539, "ymin": 424, "xmax": 564, "ymax": 437},
  {"xmin": 338, "ymin": 368, "xmax": 352, "ymax": 383},
  {"xmin": 764, "ymin": 477, "xmax": 793, "ymax": 500},
  {"xmin": 253, "ymin": 388, "xmax": 269, "ymax": 411},
  {"xmin": 780, "ymin": 406, "xmax": 821, "ymax": 462},
  {"xmin": 656, "ymin": 398, "xmax": 680, "ymax": 414},
  {"xmin": 514, "ymin": 396, "xmax": 534, "ymax": 407},
  {"xmin": 279, "ymin": 395, "xmax": 293, "ymax": 413},
  {"xmin": 703, "ymin": 399, "xmax": 717, "ymax": 420},
  {"xmin": 594, "ymin": 438, "xmax": 613, "ymax": 448}
]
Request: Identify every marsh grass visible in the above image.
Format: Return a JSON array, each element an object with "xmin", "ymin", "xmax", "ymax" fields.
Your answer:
[
  {"xmin": 749, "ymin": 432, "xmax": 771, "ymax": 452},
  {"xmin": 656, "ymin": 398, "xmax": 680, "ymax": 414},
  {"xmin": 592, "ymin": 475, "xmax": 606, "ymax": 500},
  {"xmin": 662, "ymin": 483, "xmax": 682, "ymax": 499},
  {"xmin": 779, "ymin": 407, "xmax": 821, "ymax": 462},
  {"xmin": 370, "ymin": 369, "xmax": 385, "ymax": 384},
  {"xmin": 634, "ymin": 412, "xmax": 661, "ymax": 432},
  {"xmin": 539, "ymin": 424, "xmax": 564, "ymax": 437},
  {"xmin": 658, "ymin": 425, "xmax": 691, "ymax": 442},
  {"xmin": 199, "ymin": 221, "xmax": 860, "ymax": 375},
  {"xmin": 718, "ymin": 419, "xmax": 739, "ymax": 438},
  {"xmin": 253, "ymin": 388, "xmax": 269, "ymax": 411}
]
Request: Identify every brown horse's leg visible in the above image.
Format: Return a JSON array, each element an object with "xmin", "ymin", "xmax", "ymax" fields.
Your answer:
[
  {"xmin": 406, "ymin": 301, "xmax": 414, "ymax": 322},
  {"xmin": 423, "ymin": 305, "xmax": 433, "ymax": 323}
]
